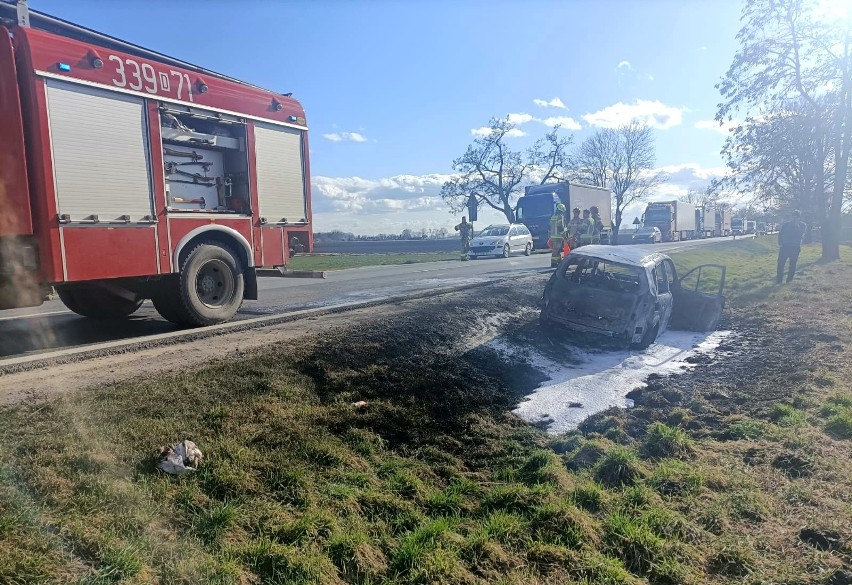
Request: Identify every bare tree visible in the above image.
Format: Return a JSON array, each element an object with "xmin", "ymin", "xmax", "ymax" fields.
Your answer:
[
  {"xmin": 528, "ymin": 126, "xmax": 574, "ymax": 184},
  {"xmin": 441, "ymin": 118, "xmax": 573, "ymax": 223},
  {"xmin": 573, "ymin": 122, "xmax": 666, "ymax": 242},
  {"xmin": 717, "ymin": 0, "xmax": 852, "ymax": 261},
  {"xmin": 680, "ymin": 187, "xmax": 718, "ymax": 208}
]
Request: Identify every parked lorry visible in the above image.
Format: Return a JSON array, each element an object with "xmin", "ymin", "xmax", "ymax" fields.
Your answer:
[
  {"xmin": 0, "ymin": 1, "xmax": 312, "ymax": 325},
  {"xmin": 695, "ymin": 206, "xmax": 717, "ymax": 238},
  {"xmin": 515, "ymin": 182, "xmax": 612, "ymax": 249},
  {"xmin": 714, "ymin": 207, "xmax": 732, "ymax": 237},
  {"xmin": 642, "ymin": 201, "xmax": 696, "ymax": 242}
]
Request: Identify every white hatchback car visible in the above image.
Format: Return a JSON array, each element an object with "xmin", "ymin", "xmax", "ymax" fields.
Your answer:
[{"xmin": 469, "ymin": 223, "xmax": 534, "ymax": 259}]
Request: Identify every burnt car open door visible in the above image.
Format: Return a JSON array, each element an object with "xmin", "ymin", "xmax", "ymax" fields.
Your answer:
[{"xmin": 668, "ymin": 259, "xmax": 726, "ymax": 332}]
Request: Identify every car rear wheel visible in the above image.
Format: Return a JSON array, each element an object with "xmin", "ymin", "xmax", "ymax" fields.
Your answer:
[
  {"xmin": 524, "ymin": 242, "xmax": 532, "ymax": 256},
  {"xmin": 502, "ymin": 244, "xmax": 510, "ymax": 259}
]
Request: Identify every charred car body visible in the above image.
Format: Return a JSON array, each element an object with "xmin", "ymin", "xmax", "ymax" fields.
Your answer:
[{"xmin": 540, "ymin": 246, "xmax": 726, "ymax": 349}]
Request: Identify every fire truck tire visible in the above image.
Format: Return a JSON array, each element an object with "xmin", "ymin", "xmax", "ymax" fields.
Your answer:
[
  {"xmin": 56, "ymin": 285, "xmax": 144, "ymax": 319},
  {"xmin": 156, "ymin": 241, "xmax": 244, "ymax": 326}
]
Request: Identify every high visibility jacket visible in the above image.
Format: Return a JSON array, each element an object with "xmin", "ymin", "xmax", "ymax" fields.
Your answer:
[{"xmin": 549, "ymin": 214, "xmax": 566, "ymax": 238}]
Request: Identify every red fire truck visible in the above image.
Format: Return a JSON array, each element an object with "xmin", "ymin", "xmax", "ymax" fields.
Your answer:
[{"xmin": 0, "ymin": 1, "xmax": 312, "ymax": 325}]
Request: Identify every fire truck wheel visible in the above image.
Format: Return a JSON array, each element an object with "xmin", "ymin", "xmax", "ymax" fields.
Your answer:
[
  {"xmin": 159, "ymin": 241, "xmax": 244, "ymax": 326},
  {"xmin": 56, "ymin": 285, "xmax": 144, "ymax": 319}
]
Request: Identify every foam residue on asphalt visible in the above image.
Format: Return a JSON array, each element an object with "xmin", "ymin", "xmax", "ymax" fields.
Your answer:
[{"xmin": 497, "ymin": 330, "xmax": 732, "ymax": 434}]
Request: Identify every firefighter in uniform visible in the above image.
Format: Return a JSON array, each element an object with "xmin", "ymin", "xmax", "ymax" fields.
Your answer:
[
  {"xmin": 454, "ymin": 216, "xmax": 474, "ymax": 261},
  {"xmin": 590, "ymin": 206, "xmax": 604, "ymax": 244},
  {"xmin": 578, "ymin": 209, "xmax": 596, "ymax": 246},
  {"xmin": 567, "ymin": 207, "xmax": 584, "ymax": 249},
  {"xmin": 549, "ymin": 203, "xmax": 568, "ymax": 267}
]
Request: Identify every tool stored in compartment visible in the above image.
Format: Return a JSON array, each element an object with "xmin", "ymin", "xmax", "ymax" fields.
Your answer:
[
  {"xmin": 166, "ymin": 167, "xmax": 214, "ymax": 183},
  {"xmin": 164, "ymin": 161, "xmax": 213, "ymax": 171},
  {"xmin": 165, "ymin": 178, "xmax": 217, "ymax": 187},
  {"xmin": 170, "ymin": 196, "xmax": 206, "ymax": 208},
  {"xmin": 163, "ymin": 147, "xmax": 203, "ymax": 161}
]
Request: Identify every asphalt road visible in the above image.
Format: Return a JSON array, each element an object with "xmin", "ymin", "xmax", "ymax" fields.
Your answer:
[{"xmin": 0, "ymin": 237, "xmax": 741, "ymax": 360}]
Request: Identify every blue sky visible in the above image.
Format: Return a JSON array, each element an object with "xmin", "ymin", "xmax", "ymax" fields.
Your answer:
[{"xmin": 34, "ymin": 0, "xmax": 745, "ymax": 234}]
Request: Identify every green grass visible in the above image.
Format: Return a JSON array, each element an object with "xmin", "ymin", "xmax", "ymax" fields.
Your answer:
[
  {"xmin": 671, "ymin": 237, "xmax": 822, "ymax": 306},
  {"xmin": 287, "ymin": 252, "xmax": 458, "ymax": 271},
  {"xmin": 0, "ymin": 233, "xmax": 851, "ymax": 584}
]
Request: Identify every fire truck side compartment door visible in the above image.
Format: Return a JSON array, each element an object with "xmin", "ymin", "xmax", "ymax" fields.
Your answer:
[
  {"xmin": 253, "ymin": 122, "xmax": 306, "ymax": 225},
  {"xmin": 45, "ymin": 79, "xmax": 154, "ymax": 223},
  {"xmin": 0, "ymin": 27, "xmax": 33, "ymax": 237}
]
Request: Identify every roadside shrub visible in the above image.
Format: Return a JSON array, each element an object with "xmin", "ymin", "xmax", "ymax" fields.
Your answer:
[
  {"xmin": 824, "ymin": 408, "xmax": 852, "ymax": 439},
  {"xmin": 769, "ymin": 404, "xmax": 806, "ymax": 427},
  {"xmin": 649, "ymin": 459, "xmax": 703, "ymax": 496},
  {"xmin": 594, "ymin": 447, "xmax": 644, "ymax": 487},
  {"xmin": 643, "ymin": 423, "xmax": 694, "ymax": 459}
]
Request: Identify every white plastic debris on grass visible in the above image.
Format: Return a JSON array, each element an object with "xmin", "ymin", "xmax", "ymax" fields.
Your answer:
[
  {"xmin": 156, "ymin": 440, "xmax": 203, "ymax": 476},
  {"xmin": 501, "ymin": 330, "xmax": 732, "ymax": 435}
]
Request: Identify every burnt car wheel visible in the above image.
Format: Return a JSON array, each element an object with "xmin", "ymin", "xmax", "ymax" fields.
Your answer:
[
  {"xmin": 632, "ymin": 322, "xmax": 659, "ymax": 350},
  {"xmin": 502, "ymin": 244, "xmax": 511, "ymax": 259}
]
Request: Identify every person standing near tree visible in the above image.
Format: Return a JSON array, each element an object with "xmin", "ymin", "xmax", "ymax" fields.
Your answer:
[
  {"xmin": 776, "ymin": 210, "xmax": 807, "ymax": 284},
  {"xmin": 454, "ymin": 216, "xmax": 474, "ymax": 261}
]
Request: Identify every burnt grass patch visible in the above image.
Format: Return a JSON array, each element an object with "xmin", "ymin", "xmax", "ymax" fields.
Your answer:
[{"xmin": 1, "ymin": 240, "xmax": 851, "ymax": 584}]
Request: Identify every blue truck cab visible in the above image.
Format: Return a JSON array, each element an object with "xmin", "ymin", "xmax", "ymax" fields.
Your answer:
[{"xmin": 515, "ymin": 182, "xmax": 612, "ymax": 249}]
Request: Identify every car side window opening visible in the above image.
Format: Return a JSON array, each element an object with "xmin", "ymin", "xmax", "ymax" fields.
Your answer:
[
  {"xmin": 665, "ymin": 259, "xmax": 676, "ymax": 291},
  {"xmin": 509, "ymin": 227, "xmax": 517, "ymax": 236},
  {"xmin": 656, "ymin": 261, "xmax": 669, "ymax": 293}
]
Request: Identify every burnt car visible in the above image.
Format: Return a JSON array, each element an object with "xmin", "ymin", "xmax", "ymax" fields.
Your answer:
[{"xmin": 540, "ymin": 245, "xmax": 726, "ymax": 349}]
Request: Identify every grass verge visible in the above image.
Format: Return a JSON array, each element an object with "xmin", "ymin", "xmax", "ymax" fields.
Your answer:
[
  {"xmin": 287, "ymin": 252, "xmax": 459, "ymax": 271},
  {"xmin": 0, "ymin": 239, "xmax": 850, "ymax": 584}
]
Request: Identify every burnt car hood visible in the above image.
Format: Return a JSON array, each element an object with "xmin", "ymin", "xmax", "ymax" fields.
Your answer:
[{"xmin": 543, "ymin": 286, "xmax": 641, "ymax": 336}]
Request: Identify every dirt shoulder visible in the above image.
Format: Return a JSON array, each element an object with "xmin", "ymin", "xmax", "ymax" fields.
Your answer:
[{"xmin": 0, "ymin": 241, "xmax": 850, "ymax": 585}]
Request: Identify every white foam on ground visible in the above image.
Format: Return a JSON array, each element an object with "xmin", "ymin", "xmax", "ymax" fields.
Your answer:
[{"xmin": 496, "ymin": 330, "xmax": 731, "ymax": 434}]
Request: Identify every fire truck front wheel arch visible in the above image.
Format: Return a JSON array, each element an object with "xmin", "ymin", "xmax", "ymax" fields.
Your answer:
[{"xmin": 154, "ymin": 239, "xmax": 245, "ymax": 326}]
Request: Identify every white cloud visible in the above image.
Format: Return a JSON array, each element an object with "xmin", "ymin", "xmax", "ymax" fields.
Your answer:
[
  {"xmin": 507, "ymin": 112, "xmax": 534, "ymax": 124},
  {"xmin": 581, "ymin": 99, "xmax": 686, "ymax": 130},
  {"xmin": 532, "ymin": 97, "xmax": 567, "ymax": 109},
  {"xmin": 696, "ymin": 46, "xmax": 708, "ymax": 52},
  {"xmin": 323, "ymin": 131, "xmax": 368, "ymax": 143},
  {"xmin": 617, "ymin": 60, "xmax": 632, "ymax": 70},
  {"xmin": 695, "ymin": 119, "xmax": 740, "ymax": 135},
  {"xmin": 312, "ymin": 173, "xmax": 455, "ymax": 215},
  {"xmin": 539, "ymin": 116, "xmax": 582, "ymax": 130},
  {"xmin": 470, "ymin": 126, "xmax": 526, "ymax": 138}
]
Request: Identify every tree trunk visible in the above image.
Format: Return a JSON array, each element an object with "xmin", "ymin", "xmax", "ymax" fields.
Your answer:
[
  {"xmin": 503, "ymin": 201, "xmax": 515, "ymax": 223},
  {"xmin": 613, "ymin": 208, "xmax": 623, "ymax": 245}
]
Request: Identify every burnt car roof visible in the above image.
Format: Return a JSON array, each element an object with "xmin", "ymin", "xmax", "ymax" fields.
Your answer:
[{"xmin": 565, "ymin": 245, "xmax": 670, "ymax": 267}]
